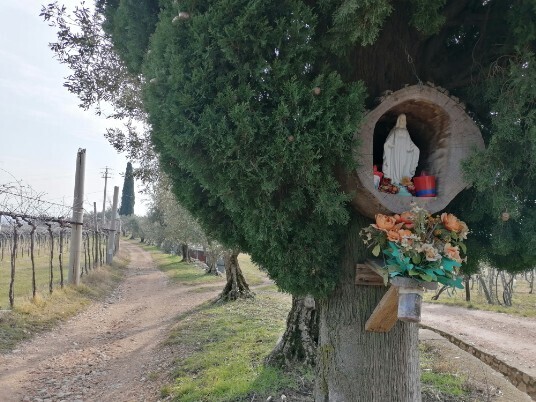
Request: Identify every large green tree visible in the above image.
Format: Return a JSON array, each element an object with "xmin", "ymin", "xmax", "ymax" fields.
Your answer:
[
  {"xmin": 118, "ymin": 161, "xmax": 135, "ymax": 216},
  {"xmin": 44, "ymin": 0, "xmax": 536, "ymax": 400}
]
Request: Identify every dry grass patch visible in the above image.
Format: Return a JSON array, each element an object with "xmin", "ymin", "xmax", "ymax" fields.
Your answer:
[{"xmin": 423, "ymin": 282, "xmax": 536, "ymax": 318}]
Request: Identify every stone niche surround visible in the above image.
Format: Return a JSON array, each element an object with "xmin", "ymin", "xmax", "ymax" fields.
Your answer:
[{"xmin": 351, "ymin": 84, "xmax": 485, "ymax": 219}]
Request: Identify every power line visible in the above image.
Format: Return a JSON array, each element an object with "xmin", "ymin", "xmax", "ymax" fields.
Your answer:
[{"xmin": 0, "ymin": 190, "xmax": 74, "ymax": 210}]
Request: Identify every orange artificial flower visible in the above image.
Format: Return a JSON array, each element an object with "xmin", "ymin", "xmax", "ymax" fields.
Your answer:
[
  {"xmin": 387, "ymin": 229, "xmax": 412, "ymax": 243},
  {"xmin": 373, "ymin": 214, "xmax": 397, "ymax": 231},
  {"xmin": 444, "ymin": 243, "xmax": 462, "ymax": 263},
  {"xmin": 396, "ymin": 211, "xmax": 415, "ymax": 229},
  {"xmin": 387, "ymin": 230, "xmax": 401, "ymax": 242},
  {"xmin": 441, "ymin": 213, "xmax": 463, "ymax": 233},
  {"xmin": 398, "ymin": 229, "xmax": 412, "ymax": 239}
]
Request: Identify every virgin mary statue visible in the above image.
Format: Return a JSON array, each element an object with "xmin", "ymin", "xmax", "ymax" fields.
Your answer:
[{"xmin": 382, "ymin": 114, "xmax": 420, "ymax": 185}]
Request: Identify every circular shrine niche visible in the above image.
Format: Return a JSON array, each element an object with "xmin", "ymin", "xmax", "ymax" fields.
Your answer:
[{"xmin": 351, "ymin": 85, "xmax": 484, "ymax": 219}]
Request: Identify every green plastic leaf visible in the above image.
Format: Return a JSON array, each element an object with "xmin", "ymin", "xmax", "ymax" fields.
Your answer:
[
  {"xmin": 372, "ymin": 244, "xmax": 381, "ymax": 257},
  {"xmin": 441, "ymin": 258, "xmax": 461, "ymax": 272},
  {"xmin": 420, "ymin": 273, "xmax": 434, "ymax": 282},
  {"xmin": 452, "ymin": 276, "xmax": 464, "ymax": 289},
  {"xmin": 424, "ymin": 269, "xmax": 437, "ymax": 281}
]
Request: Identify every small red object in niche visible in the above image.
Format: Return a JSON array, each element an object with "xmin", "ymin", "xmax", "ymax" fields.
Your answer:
[
  {"xmin": 413, "ymin": 172, "xmax": 436, "ymax": 197},
  {"xmin": 373, "ymin": 165, "xmax": 384, "ymax": 189}
]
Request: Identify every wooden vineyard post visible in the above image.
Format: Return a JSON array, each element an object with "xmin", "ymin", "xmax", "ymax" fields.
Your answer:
[{"xmin": 68, "ymin": 148, "xmax": 86, "ymax": 286}]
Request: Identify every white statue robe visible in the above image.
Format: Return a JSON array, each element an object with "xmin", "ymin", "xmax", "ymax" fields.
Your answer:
[{"xmin": 382, "ymin": 127, "xmax": 420, "ymax": 185}]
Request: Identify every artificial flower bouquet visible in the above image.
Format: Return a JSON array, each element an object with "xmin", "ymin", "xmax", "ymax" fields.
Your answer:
[{"xmin": 360, "ymin": 205, "xmax": 468, "ymax": 289}]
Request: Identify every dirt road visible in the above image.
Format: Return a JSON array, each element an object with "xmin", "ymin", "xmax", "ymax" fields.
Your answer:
[
  {"xmin": 0, "ymin": 242, "xmax": 220, "ymax": 402},
  {"xmin": 2, "ymin": 242, "xmax": 534, "ymax": 401},
  {"xmin": 421, "ymin": 303, "xmax": 536, "ymax": 379}
]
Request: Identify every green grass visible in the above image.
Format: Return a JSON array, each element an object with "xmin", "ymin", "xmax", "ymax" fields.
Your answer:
[
  {"xmin": 0, "ymin": 249, "xmax": 127, "ymax": 353},
  {"xmin": 236, "ymin": 254, "xmax": 267, "ymax": 286},
  {"xmin": 141, "ymin": 240, "xmax": 475, "ymax": 401},
  {"xmin": 136, "ymin": 241, "xmax": 270, "ymax": 288},
  {"xmin": 163, "ymin": 288, "xmax": 313, "ymax": 402},
  {"xmin": 420, "ymin": 343, "xmax": 469, "ymax": 398},
  {"xmin": 423, "ymin": 282, "xmax": 536, "ymax": 318}
]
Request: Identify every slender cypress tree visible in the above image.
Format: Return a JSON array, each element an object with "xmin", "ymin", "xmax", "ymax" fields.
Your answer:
[{"xmin": 118, "ymin": 162, "xmax": 135, "ymax": 216}]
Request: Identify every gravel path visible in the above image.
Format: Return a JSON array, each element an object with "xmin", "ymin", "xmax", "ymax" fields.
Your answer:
[
  {"xmin": 0, "ymin": 242, "xmax": 220, "ymax": 402},
  {"xmin": 421, "ymin": 303, "xmax": 536, "ymax": 378},
  {"xmin": 2, "ymin": 244, "xmax": 534, "ymax": 401}
]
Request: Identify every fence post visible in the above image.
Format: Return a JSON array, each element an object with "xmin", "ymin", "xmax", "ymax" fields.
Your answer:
[
  {"xmin": 68, "ymin": 148, "xmax": 86, "ymax": 286},
  {"xmin": 106, "ymin": 186, "xmax": 119, "ymax": 264},
  {"xmin": 114, "ymin": 218, "xmax": 121, "ymax": 254}
]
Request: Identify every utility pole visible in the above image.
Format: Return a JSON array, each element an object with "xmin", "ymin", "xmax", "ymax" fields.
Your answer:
[
  {"xmin": 68, "ymin": 148, "xmax": 86, "ymax": 286},
  {"xmin": 106, "ymin": 186, "xmax": 119, "ymax": 265},
  {"xmin": 101, "ymin": 167, "xmax": 111, "ymax": 229}
]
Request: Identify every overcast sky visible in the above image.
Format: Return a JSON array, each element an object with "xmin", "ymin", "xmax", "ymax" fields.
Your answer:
[{"xmin": 0, "ymin": 1, "xmax": 147, "ymax": 216}]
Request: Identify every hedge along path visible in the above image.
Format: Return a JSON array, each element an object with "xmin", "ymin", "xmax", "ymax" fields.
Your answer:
[{"xmin": 0, "ymin": 241, "xmax": 223, "ymax": 402}]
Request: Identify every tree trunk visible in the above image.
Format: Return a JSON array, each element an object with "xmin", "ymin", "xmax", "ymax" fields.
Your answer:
[
  {"xmin": 431, "ymin": 284, "xmax": 448, "ymax": 300},
  {"xmin": 205, "ymin": 250, "xmax": 220, "ymax": 276},
  {"xmin": 181, "ymin": 243, "xmax": 190, "ymax": 262},
  {"xmin": 30, "ymin": 225, "xmax": 36, "ymax": 299},
  {"xmin": 477, "ymin": 275, "xmax": 493, "ymax": 304},
  {"xmin": 464, "ymin": 275, "xmax": 471, "ymax": 302},
  {"xmin": 266, "ymin": 295, "xmax": 318, "ymax": 368},
  {"xmin": 9, "ymin": 224, "xmax": 18, "ymax": 308},
  {"xmin": 314, "ymin": 214, "xmax": 420, "ymax": 402},
  {"xmin": 216, "ymin": 250, "xmax": 253, "ymax": 301},
  {"xmin": 500, "ymin": 272, "xmax": 514, "ymax": 307},
  {"xmin": 526, "ymin": 269, "xmax": 534, "ymax": 294}
]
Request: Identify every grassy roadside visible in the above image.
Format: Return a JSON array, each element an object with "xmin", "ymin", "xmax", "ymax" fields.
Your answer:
[
  {"xmin": 143, "ymin": 244, "xmax": 476, "ymax": 402},
  {"xmin": 421, "ymin": 343, "xmax": 469, "ymax": 401},
  {"xmin": 137, "ymin": 243, "xmax": 224, "ymax": 286},
  {"xmin": 423, "ymin": 283, "xmax": 536, "ymax": 318},
  {"xmin": 136, "ymin": 241, "xmax": 267, "ymax": 287},
  {"xmin": 0, "ymin": 248, "xmax": 128, "ymax": 353}
]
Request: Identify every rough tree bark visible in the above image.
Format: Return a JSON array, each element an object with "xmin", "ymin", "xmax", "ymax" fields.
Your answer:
[
  {"xmin": 464, "ymin": 275, "xmax": 471, "ymax": 302},
  {"xmin": 217, "ymin": 250, "xmax": 253, "ymax": 302},
  {"xmin": 526, "ymin": 269, "xmax": 534, "ymax": 294},
  {"xmin": 205, "ymin": 249, "xmax": 220, "ymax": 276},
  {"xmin": 46, "ymin": 224, "xmax": 54, "ymax": 294},
  {"xmin": 59, "ymin": 227, "xmax": 64, "ymax": 289},
  {"xmin": 477, "ymin": 275, "xmax": 493, "ymax": 304},
  {"xmin": 314, "ymin": 214, "xmax": 420, "ymax": 402},
  {"xmin": 30, "ymin": 224, "xmax": 36, "ymax": 299},
  {"xmin": 431, "ymin": 284, "xmax": 448, "ymax": 300},
  {"xmin": 266, "ymin": 295, "xmax": 318, "ymax": 368},
  {"xmin": 180, "ymin": 243, "xmax": 190, "ymax": 262},
  {"xmin": 500, "ymin": 272, "xmax": 514, "ymax": 307},
  {"xmin": 9, "ymin": 221, "xmax": 20, "ymax": 307}
]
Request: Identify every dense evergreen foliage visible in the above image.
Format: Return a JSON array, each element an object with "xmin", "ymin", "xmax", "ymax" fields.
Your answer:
[
  {"xmin": 140, "ymin": 0, "xmax": 367, "ymax": 296},
  {"xmin": 119, "ymin": 162, "xmax": 135, "ymax": 216},
  {"xmin": 43, "ymin": 1, "xmax": 536, "ymax": 397},
  {"xmin": 51, "ymin": 0, "xmax": 536, "ymax": 294}
]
